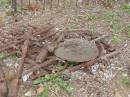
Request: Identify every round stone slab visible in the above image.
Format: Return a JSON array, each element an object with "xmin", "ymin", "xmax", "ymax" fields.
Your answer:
[{"xmin": 54, "ymin": 39, "xmax": 99, "ymax": 62}]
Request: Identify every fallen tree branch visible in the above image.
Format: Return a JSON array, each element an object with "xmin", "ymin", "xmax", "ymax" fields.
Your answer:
[
  {"xmin": 36, "ymin": 48, "xmax": 48, "ymax": 63},
  {"xmin": 7, "ymin": 78, "xmax": 19, "ymax": 97},
  {"xmin": 67, "ymin": 50, "xmax": 120, "ymax": 72},
  {"xmin": 0, "ymin": 25, "xmax": 55, "ymax": 52},
  {"xmin": 23, "ymin": 57, "xmax": 57, "ymax": 75},
  {"xmin": 0, "ymin": 63, "xmax": 8, "ymax": 97},
  {"xmin": 90, "ymin": 34, "xmax": 109, "ymax": 43}
]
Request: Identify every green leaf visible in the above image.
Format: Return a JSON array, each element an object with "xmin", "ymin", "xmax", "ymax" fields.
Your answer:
[
  {"xmin": 33, "ymin": 77, "xmax": 48, "ymax": 85},
  {"xmin": 0, "ymin": 52, "xmax": 4, "ymax": 60},
  {"xmin": 127, "ymin": 24, "xmax": 130, "ymax": 37},
  {"xmin": 34, "ymin": 73, "xmax": 72, "ymax": 96},
  {"xmin": 38, "ymin": 87, "xmax": 49, "ymax": 97},
  {"xmin": 122, "ymin": 2, "xmax": 130, "ymax": 14},
  {"xmin": 11, "ymin": 53, "xmax": 17, "ymax": 61},
  {"xmin": 121, "ymin": 77, "xmax": 129, "ymax": 85},
  {"xmin": 128, "ymin": 31, "xmax": 130, "ymax": 37},
  {"xmin": 112, "ymin": 35, "xmax": 122, "ymax": 44},
  {"xmin": 67, "ymin": 61, "xmax": 77, "ymax": 67},
  {"xmin": 0, "ymin": 0, "xmax": 10, "ymax": 9}
]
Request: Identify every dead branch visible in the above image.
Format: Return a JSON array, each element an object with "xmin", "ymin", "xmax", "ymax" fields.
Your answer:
[
  {"xmin": 0, "ymin": 25, "xmax": 55, "ymax": 52},
  {"xmin": 9, "ymin": 30, "xmax": 32, "ymax": 97},
  {"xmin": 7, "ymin": 78, "xmax": 19, "ymax": 97},
  {"xmin": 18, "ymin": 30, "xmax": 32, "ymax": 75},
  {"xmin": 100, "ymin": 50, "xmax": 120, "ymax": 60},
  {"xmin": 91, "ymin": 34, "xmax": 109, "ymax": 43},
  {"xmin": 23, "ymin": 57, "xmax": 57, "ymax": 75},
  {"xmin": 0, "ymin": 65, "xmax": 8, "ymax": 97},
  {"xmin": 36, "ymin": 48, "xmax": 48, "ymax": 63},
  {"xmin": 68, "ymin": 50, "xmax": 120, "ymax": 72}
]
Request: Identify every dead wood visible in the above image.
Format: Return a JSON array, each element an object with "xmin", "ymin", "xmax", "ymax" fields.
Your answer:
[
  {"xmin": 0, "ymin": 39, "xmax": 24, "ymax": 52},
  {"xmin": 0, "ymin": 25, "xmax": 55, "ymax": 52},
  {"xmin": 9, "ymin": 30, "xmax": 32, "ymax": 97},
  {"xmin": 68, "ymin": 50, "xmax": 120, "ymax": 72},
  {"xmin": 67, "ymin": 59, "xmax": 98, "ymax": 72},
  {"xmin": 100, "ymin": 50, "xmax": 120, "ymax": 60},
  {"xmin": 36, "ymin": 48, "xmax": 48, "ymax": 63},
  {"xmin": 33, "ymin": 25, "xmax": 55, "ymax": 36},
  {"xmin": 90, "ymin": 34, "xmax": 109, "ymax": 43},
  {"xmin": 18, "ymin": 30, "xmax": 32, "ymax": 77},
  {"xmin": 0, "ymin": 66, "xmax": 8, "ymax": 97},
  {"xmin": 101, "ymin": 40, "xmax": 115, "ymax": 52},
  {"xmin": 23, "ymin": 57, "xmax": 57, "ymax": 75},
  {"xmin": 7, "ymin": 78, "xmax": 19, "ymax": 97}
]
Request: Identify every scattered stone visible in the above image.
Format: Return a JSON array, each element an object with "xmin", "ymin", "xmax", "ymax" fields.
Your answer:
[{"xmin": 25, "ymin": 91, "xmax": 32, "ymax": 97}]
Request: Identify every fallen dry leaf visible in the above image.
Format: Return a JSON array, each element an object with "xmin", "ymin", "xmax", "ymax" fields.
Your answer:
[{"xmin": 36, "ymin": 86, "xmax": 44, "ymax": 95}]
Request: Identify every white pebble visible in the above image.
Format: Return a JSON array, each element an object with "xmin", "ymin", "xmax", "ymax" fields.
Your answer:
[
  {"xmin": 22, "ymin": 74, "xmax": 31, "ymax": 82},
  {"xmin": 25, "ymin": 91, "xmax": 32, "ymax": 97}
]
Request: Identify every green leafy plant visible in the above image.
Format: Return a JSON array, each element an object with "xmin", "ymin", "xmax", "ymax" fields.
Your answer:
[
  {"xmin": 102, "ymin": 11, "xmax": 124, "ymax": 44},
  {"xmin": 122, "ymin": 2, "xmax": 130, "ymax": 14},
  {"xmin": 85, "ymin": 14, "xmax": 98, "ymax": 21},
  {"xmin": 121, "ymin": 77, "xmax": 129, "ymax": 85},
  {"xmin": 11, "ymin": 53, "xmax": 17, "ymax": 61},
  {"xmin": 67, "ymin": 61, "xmax": 77, "ymax": 67},
  {"xmin": 64, "ymin": 23, "xmax": 78, "ymax": 30},
  {"xmin": 120, "ymin": 73, "xmax": 130, "ymax": 85},
  {"xmin": 126, "ymin": 24, "xmax": 130, "ymax": 37},
  {"xmin": 102, "ymin": 11, "xmax": 123, "ymax": 34},
  {"xmin": 33, "ymin": 73, "xmax": 72, "ymax": 97},
  {"xmin": 0, "ymin": 0, "xmax": 10, "ymax": 9},
  {"xmin": 112, "ymin": 35, "xmax": 122, "ymax": 44},
  {"xmin": 38, "ymin": 87, "xmax": 49, "ymax": 97},
  {"xmin": 0, "ymin": 52, "xmax": 4, "ymax": 60},
  {"xmin": 102, "ymin": 11, "xmax": 119, "ymax": 22}
]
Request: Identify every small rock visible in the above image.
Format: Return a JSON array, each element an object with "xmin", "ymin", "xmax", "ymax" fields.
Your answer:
[
  {"xmin": 14, "ymin": 62, "xmax": 19, "ymax": 68},
  {"xmin": 25, "ymin": 91, "xmax": 32, "ymax": 97},
  {"xmin": 22, "ymin": 73, "xmax": 31, "ymax": 82}
]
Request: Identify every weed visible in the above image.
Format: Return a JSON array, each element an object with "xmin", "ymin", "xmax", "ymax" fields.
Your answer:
[
  {"xmin": 53, "ymin": 64, "xmax": 67, "ymax": 72},
  {"xmin": 102, "ymin": 11, "xmax": 119, "ymax": 22},
  {"xmin": 38, "ymin": 87, "xmax": 49, "ymax": 97},
  {"xmin": 11, "ymin": 53, "xmax": 17, "ymax": 61},
  {"xmin": 0, "ymin": 0, "xmax": 10, "ymax": 10},
  {"xmin": 33, "ymin": 73, "xmax": 72, "ymax": 97},
  {"xmin": 126, "ymin": 24, "xmax": 130, "ymax": 37},
  {"xmin": 122, "ymin": 2, "xmax": 130, "ymax": 14},
  {"xmin": 102, "ymin": 11, "xmax": 124, "ymax": 43},
  {"xmin": 85, "ymin": 14, "xmax": 98, "ymax": 21},
  {"xmin": 0, "ymin": 52, "xmax": 4, "ymax": 60},
  {"xmin": 64, "ymin": 23, "xmax": 78, "ymax": 30},
  {"xmin": 67, "ymin": 61, "xmax": 77, "ymax": 67},
  {"xmin": 111, "ymin": 35, "xmax": 122, "ymax": 44},
  {"xmin": 120, "ymin": 73, "xmax": 130, "ymax": 86}
]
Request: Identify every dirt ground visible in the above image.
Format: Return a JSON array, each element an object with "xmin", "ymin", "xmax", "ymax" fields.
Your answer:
[{"xmin": 0, "ymin": 2, "xmax": 130, "ymax": 97}]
